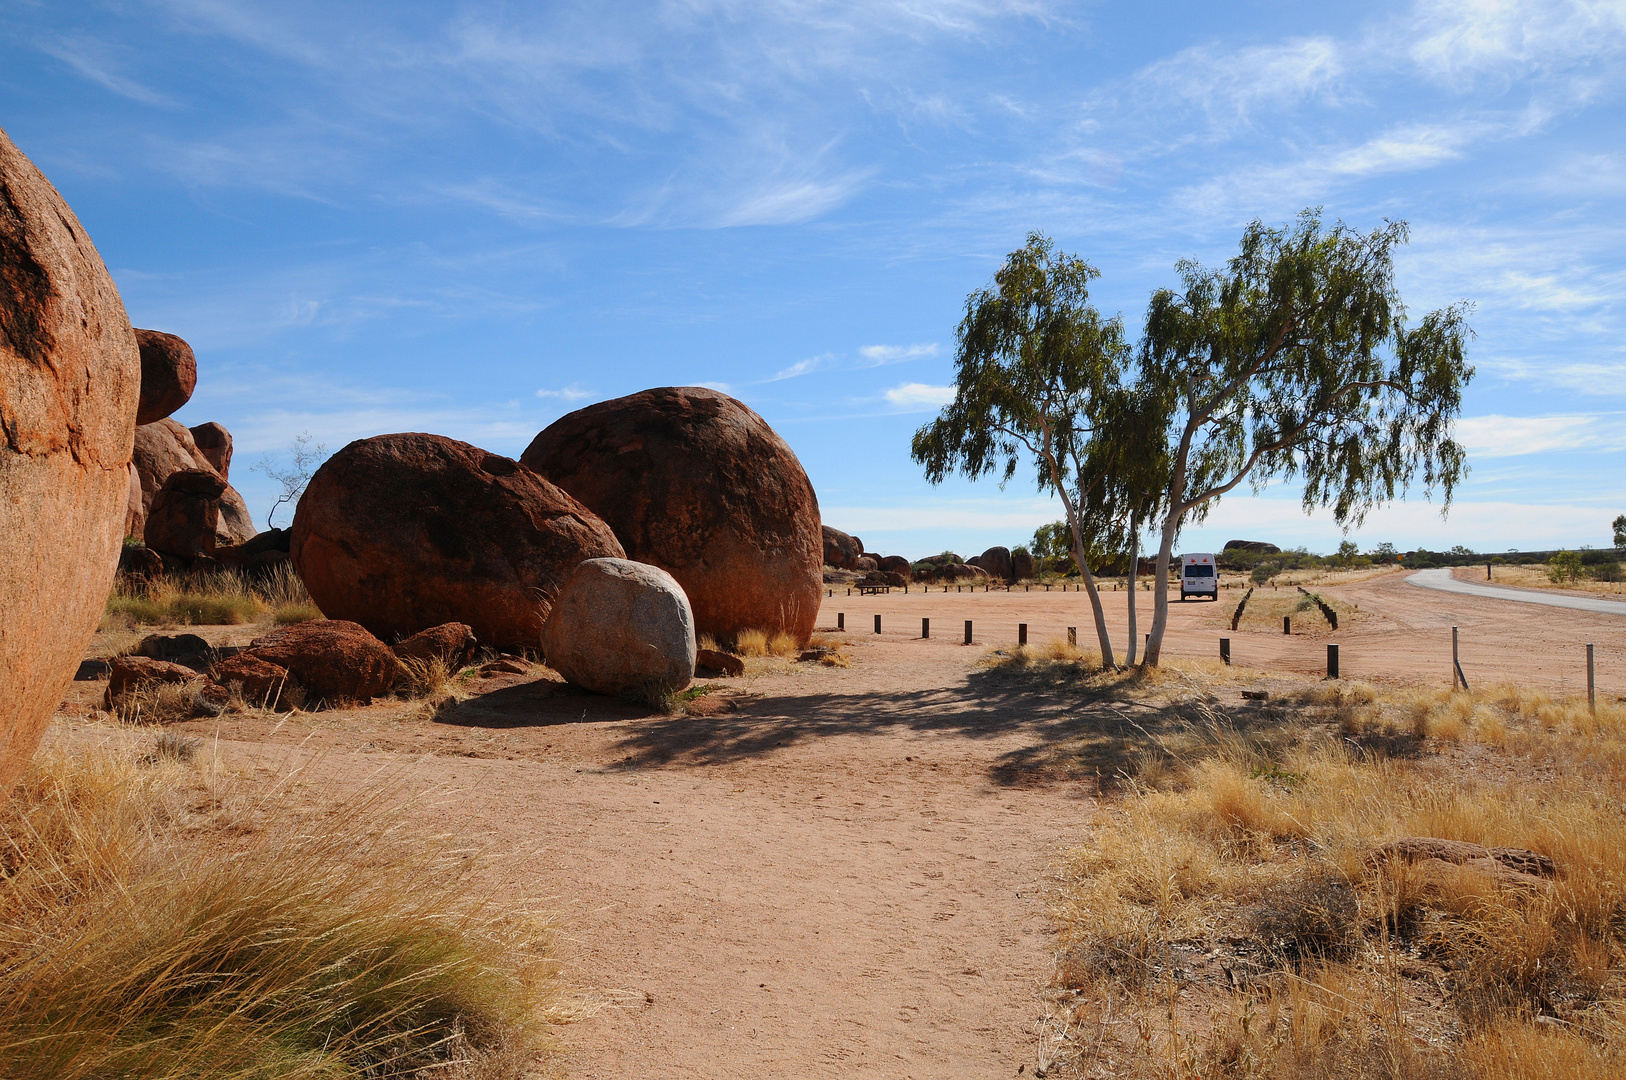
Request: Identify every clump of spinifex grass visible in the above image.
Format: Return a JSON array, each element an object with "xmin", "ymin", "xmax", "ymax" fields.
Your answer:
[
  {"xmin": 733, "ymin": 628, "xmax": 799, "ymax": 658},
  {"xmin": 103, "ymin": 563, "xmax": 323, "ymax": 629},
  {"xmin": 1042, "ymin": 674, "xmax": 1626, "ymax": 1079},
  {"xmin": 0, "ymin": 743, "xmax": 561, "ymax": 1078}
]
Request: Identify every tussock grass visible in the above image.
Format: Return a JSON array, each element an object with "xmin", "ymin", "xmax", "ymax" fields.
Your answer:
[
  {"xmin": 102, "ymin": 564, "xmax": 323, "ymax": 629},
  {"xmin": 733, "ymin": 628, "xmax": 800, "ymax": 658},
  {"xmin": 0, "ymin": 743, "xmax": 562, "ymax": 1079},
  {"xmin": 1045, "ymin": 675, "xmax": 1626, "ymax": 1079}
]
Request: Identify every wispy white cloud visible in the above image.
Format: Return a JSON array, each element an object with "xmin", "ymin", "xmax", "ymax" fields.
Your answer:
[
  {"xmin": 1096, "ymin": 36, "xmax": 1346, "ymax": 139},
  {"xmin": 858, "ymin": 342, "xmax": 940, "ymax": 364},
  {"xmin": 883, "ymin": 382, "xmax": 956, "ymax": 409},
  {"xmin": 1455, "ymin": 413, "xmax": 1626, "ymax": 456},
  {"xmin": 769, "ymin": 353, "xmax": 840, "ymax": 381},
  {"xmin": 536, "ymin": 383, "xmax": 592, "ymax": 401},
  {"xmin": 1405, "ymin": 0, "xmax": 1626, "ymax": 88},
  {"xmin": 38, "ymin": 36, "xmax": 181, "ymax": 107}
]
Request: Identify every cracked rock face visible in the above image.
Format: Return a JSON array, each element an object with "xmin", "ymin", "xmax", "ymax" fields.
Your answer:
[{"xmin": 0, "ymin": 126, "xmax": 140, "ymax": 783}]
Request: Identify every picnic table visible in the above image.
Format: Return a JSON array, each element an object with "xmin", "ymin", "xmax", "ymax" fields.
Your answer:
[{"xmin": 858, "ymin": 584, "xmax": 891, "ymax": 595}]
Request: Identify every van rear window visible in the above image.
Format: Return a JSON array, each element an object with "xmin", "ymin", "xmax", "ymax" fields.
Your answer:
[{"xmin": 1185, "ymin": 565, "xmax": 1214, "ymax": 577}]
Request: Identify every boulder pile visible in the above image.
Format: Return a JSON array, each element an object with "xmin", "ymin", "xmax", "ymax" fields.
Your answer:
[{"xmin": 102, "ymin": 618, "xmax": 487, "ymax": 714}]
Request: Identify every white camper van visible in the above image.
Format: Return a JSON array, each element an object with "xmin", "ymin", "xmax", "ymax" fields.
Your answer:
[{"xmin": 1180, "ymin": 552, "xmax": 1218, "ymax": 601}]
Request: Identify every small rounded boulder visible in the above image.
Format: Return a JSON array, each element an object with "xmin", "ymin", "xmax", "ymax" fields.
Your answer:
[{"xmin": 541, "ymin": 558, "xmax": 696, "ymax": 697}]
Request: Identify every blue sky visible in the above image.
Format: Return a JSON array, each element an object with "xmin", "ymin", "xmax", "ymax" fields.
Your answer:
[{"xmin": 4, "ymin": 0, "xmax": 1623, "ymax": 558}]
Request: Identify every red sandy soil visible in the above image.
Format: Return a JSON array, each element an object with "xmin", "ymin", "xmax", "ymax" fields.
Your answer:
[{"xmin": 50, "ymin": 569, "xmax": 1621, "ymax": 1077}]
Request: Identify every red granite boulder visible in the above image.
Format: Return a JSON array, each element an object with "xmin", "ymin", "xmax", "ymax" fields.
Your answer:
[
  {"xmin": 104, "ymin": 656, "xmax": 199, "ymax": 709},
  {"xmin": 878, "ymin": 555, "xmax": 912, "ymax": 582},
  {"xmin": 131, "ymin": 419, "xmax": 255, "ymax": 543},
  {"xmin": 822, "ymin": 526, "xmax": 862, "ymax": 569},
  {"xmin": 243, "ymin": 619, "xmax": 397, "ymax": 704},
  {"xmin": 133, "ymin": 328, "xmax": 197, "ymax": 425},
  {"xmin": 292, "ymin": 433, "xmax": 624, "ymax": 652},
  {"xmin": 0, "ymin": 128, "xmax": 141, "ymax": 783},
  {"xmin": 189, "ymin": 421, "xmax": 233, "ymax": 478},
  {"xmin": 521, "ymin": 387, "xmax": 823, "ymax": 645},
  {"xmin": 211, "ymin": 653, "xmax": 292, "ymax": 704},
  {"xmin": 391, "ymin": 622, "xmax": 479, "ymax": 669},
  {"xmin": 144, "ymin": 468, "xmax": 243, "ymax": 557},
  {"xmin": 978, "ymin": 546, "xmax": 1014, "ymax": 584}
]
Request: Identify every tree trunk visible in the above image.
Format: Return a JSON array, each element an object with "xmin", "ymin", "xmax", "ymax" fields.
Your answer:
[
  {"xmin": 1059, "ymin": 493, "xmax": 1116, "ymax": 668},
  {"xmin": 1145, "ymin": 424, "xmax": 1195, "ymax": 667},
  {"xmin": 1125, "ymin": 519, "xmax": 1140, "ymax": 665}
]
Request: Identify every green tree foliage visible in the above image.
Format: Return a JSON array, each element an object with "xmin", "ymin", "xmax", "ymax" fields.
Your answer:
[
  {"xmin": 1136, "ymin": 210, "xmax": 1473, "ymax": 664},
  {"xmin": 1549, "ymin": 549, "xmax": 1584, "ymax": 584},
  {"xmin": 1335, "ymin": 539, "xmax": 1360, "ymax": 567},
  {"xmin": 912, "ymin": 233, "xmax": 1136, "ymax": 665},
  {"xmin": 1613, "ymin": 514, "xmax": 1626, "ymax": 547}
]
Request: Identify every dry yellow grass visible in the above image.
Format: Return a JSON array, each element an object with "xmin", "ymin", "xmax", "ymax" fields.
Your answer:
[
  {"xmin": 733, "ymin": 628, "xmax": 800, "ymax": 658},
  {"xmin": 102, "ymin": 563, "xmax": 324, "ymax": 629},
  {"xmin": 1044, "ymin": 671, "xmax": 1626, "ymax": 1079},
  {"xmin": 1488, "ymin": 563, "xmax": 1626, "ymax": 598},
  {"xmin": 0, "ymin": 741, "xmax": 564, "ymax": 1078}
]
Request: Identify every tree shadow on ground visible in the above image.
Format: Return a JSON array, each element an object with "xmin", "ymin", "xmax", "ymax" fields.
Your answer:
[
  {"xmin": 427, "ymin": 677, "xmax": 662, "ymax": 728},
  {"xmin": 602, "ymin": 661, "xmax": 1325, "ymax": 791}
]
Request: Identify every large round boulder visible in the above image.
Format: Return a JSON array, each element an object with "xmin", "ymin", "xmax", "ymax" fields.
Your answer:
[
  {"xmin": 243, "ymin": 619, "xmax": 397, "ymax": 704},
  {"xmin": 1012, "ymin": 549, "xmax": 1036, "ymax": 581},
  {"xmin": 822, "ymin": 525, "xmax": 862, "ymax": 570},
  {"xmin": 0, "ymin": 128, "xmax": 141, "ymax": 784},
  {"xmin": 978, "ymin": 546, "xmax": 1014, "ymax": 584},
  {"xmin": 131, "ymin": 418, "xmax": 254, "ymax": 542},
  {"xmin": 541, "ymin": 558, "xmax": 695, "ymax": 696},
  {"xmin": 133, "ymin": 328, "xmax": 197, "ymax": 425},
  {"xmin": 292, "ymin": 433, "xmax": 625, "ymax": 652},
  {"xmin": 878, "ymin": 555, "xmax": 912, "ymax": 582},
  {"xmin": 522, "ymin": 387, "xmax": 822, "ymax": 645}
]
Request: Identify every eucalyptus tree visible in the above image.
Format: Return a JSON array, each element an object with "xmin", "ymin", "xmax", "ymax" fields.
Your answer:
[
  {"xmin": 912, "ymin": 233, "xmax": 1133, "ymax": 666},
  {"xmin": 1137, "ymin": 210, "xmax": 1474, "ymax": 665}
]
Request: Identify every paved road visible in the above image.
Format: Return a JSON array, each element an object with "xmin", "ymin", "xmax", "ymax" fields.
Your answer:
[{"xmin": 1406, "ymin": 568, "xmax": 1626, "ymax": 617}]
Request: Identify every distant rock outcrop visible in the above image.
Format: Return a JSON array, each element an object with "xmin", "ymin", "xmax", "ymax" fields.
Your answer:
[
  {"xmin": 0, "ymin": 127, "xmax": 141, "ymax": 784},
  {"xmin": 292, "ymin": 432, "xmax": 625, "ymax": 652},
  {"xmin": 978, "ymin": 546, "xmax": 1014, "ymax": 583},
  {"xmin": 1224, "ymin": 540, "xmax": 1281, "ymax": 554},
  {"xmin": 822, "ymin": 525, "xmax": 862, "ymax": 569},
  {"xmin": 540, "ymin": 558, "xmax": 696, "ymax": 696},
  {"xmin": 133, "ymin": 328, "xmax": 197, "ymax": 426},
  {"xmin": 131, "ymin": 419, "xmax": 255, "ymax": 546},
  {"xmin": 523, "ymin": 387, "xmax": 822, "ymax": 645},
  {"xmin": 878, "ymin": 555, "xmax": 912, "ymax": 582}
]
